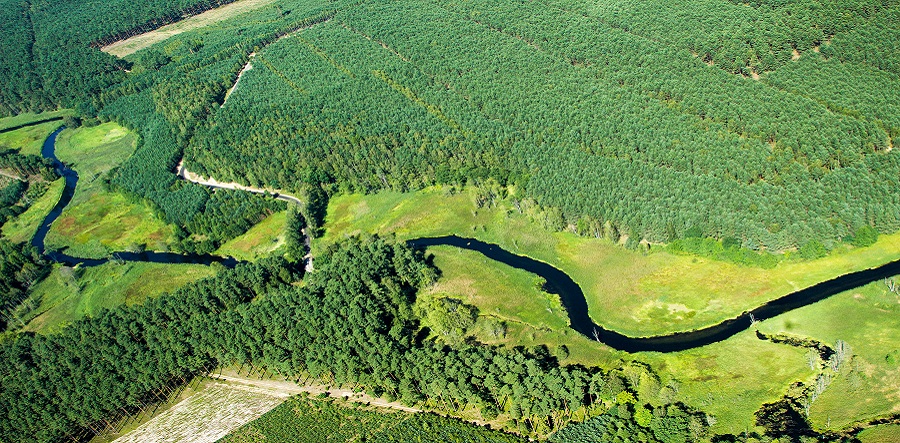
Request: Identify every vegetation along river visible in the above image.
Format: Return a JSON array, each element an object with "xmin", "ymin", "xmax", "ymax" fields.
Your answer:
[{"xmin": 32, "ymin": 127, "xmax": 900, "ymax": 352}]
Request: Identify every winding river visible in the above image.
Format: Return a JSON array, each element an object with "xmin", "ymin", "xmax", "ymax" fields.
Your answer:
[
  {"xmin": 26, "ymin": 127, "xmax": 900, "ymax": 352},
  {"xmin": 409, "ymin": 236, "xmax": 900, "ymax": 353},
  {"xmin": 31, "ymin": 128, "xmax": 240, "ymax": 268}
]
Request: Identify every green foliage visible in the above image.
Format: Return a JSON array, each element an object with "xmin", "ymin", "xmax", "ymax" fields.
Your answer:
[
  {"xmin": 415, "ymin": 295, "xmax": 478, "ymax": 343},
  {"xmin": 0, "ymin": 149, "xmax": 57, "ymax": 180},
  {"xmin": 550, "ymin": 412, "xmax": 661, "ymax": 443},
  {"xmin": 665, "ymin": 237, "xmax": 780, "ymax": 268},
  {"xmin": 221, "ymin": 396, "xmax": 526, "ymax": 443},
  {"xmin": 852, "ymin": 226, "xmax": 879, "ymax": 248},
  {"xmin": 0, "ymin": 240, "xmax": 48, "ymax": 330},
  {"xmin": 634, "ymin": 406, "xmax": 653, "ymax": 427},
  {"xmin": 0, "ymin": 257, "xmax": 300, "ymax": 442},
  {"xmin": 799, "ymin": 240, "xmax": 828, "ymax": 260}
]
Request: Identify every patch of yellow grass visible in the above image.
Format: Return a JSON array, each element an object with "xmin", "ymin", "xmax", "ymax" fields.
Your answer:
[{"xmin": 102, "ymin": 0, "xmax": 281, "ymax": 57}]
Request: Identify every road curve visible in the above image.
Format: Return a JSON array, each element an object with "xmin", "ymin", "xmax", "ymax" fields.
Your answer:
[{"xmin": 177, "ymin": 160, "xmax": 304, "ymax": 206}]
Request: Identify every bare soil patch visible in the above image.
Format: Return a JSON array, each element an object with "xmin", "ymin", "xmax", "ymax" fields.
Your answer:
[{"xmin": 101, "ymin": 0, "xmax": 278, "ymax": 57}]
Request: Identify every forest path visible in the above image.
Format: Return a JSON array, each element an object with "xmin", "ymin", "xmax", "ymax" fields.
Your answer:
[
  {"xmin": 0, "ymin": 170, "xmax": 25, "ymax": 181},
  {"xmin": 177, "ymin": 160, "xmax": 312, "ymax": 270},
  {"xmin": 210, "ymin": 371, "xmax": 422, "ymax": 413},
  {"xmin": 177, "ymin": 160, "xmax": 303, "ymax": 206},
  {"xmin": 221, "ymin": 53, "xmax": 255, "ymax": 107}
]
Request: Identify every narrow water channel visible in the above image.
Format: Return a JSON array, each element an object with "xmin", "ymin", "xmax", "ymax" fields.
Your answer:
[{"xmin": 408, "ymin": 235, "xmax": 900, "ymax": 353}]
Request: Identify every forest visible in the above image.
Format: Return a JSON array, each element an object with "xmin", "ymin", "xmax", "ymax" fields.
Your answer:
[
  {"xmin": 1, "ymin": 0, "xmax": 896, "ymax": 249},
  {"xmin": 0, "ymin": 0, "xmax": 899, "ymax": 441}
]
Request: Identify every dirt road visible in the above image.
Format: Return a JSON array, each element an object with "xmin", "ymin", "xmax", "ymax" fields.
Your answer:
[{"xmin": 210, "ymin": 371, "xmax": 422, "ymax": 413}]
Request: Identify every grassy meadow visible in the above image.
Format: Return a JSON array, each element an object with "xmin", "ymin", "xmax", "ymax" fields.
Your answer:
[
  {"xmin": 215, "ymin": 210, "xmax": 287, "ymax": 260},
  {"xmin": 0, "ymin": 109, "xmax": 73, "ymax": 132},
  {"xmin": 756, "ymin": 275, "xmax": 900, "ymax": 431},
  {"xmin": 318, "ymin": 186, "xmax": 900, "ymax": 337},
  {"xmin": 18, "ymin": 262, "xmax": 215, "ymax": 333},
  {"xmin": 1, "ymin": 178, "xmax": 65, "ymax": 243},
  {"xmin": 0, "ymin": 120, "xmax": 63, "ymax": 156},
  {"xmin": 43, "ymin": 123, "xmax": 174, "ymax": 257}
]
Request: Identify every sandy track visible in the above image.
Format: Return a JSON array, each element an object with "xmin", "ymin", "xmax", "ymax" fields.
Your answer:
[
  {"xmin": 211, "ymin": 372, "xmax": 422, "ymax": 413},
  {"xmin": 177, "ymin": 160, "xmax": 303, "ymax": 206}
]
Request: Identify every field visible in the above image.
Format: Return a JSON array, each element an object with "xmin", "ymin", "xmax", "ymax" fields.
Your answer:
[
  {"xmin": 756, "ymin": 274, "xmax": 900, "ymax": 431},
  {"xmin": 316, "ymin": 186, "xmax": 900, "ymax": 433},
  {"xmin": 43, "ymin": 123, "xmax": 174, "ymax": 257},
  {"xmin": 0, "ymin": 120, "xmax": 63, "ymax": 156},
  {"xmin": 318, "ymin": 186, "xmax": 900, "ymax": 337},
  {"xmin": 0, "ymin": 109, "xmax": 73, "ymax": 132},
  {"xmin": 1, "ymin": 177, "xmax": 64, "ymax": 243},
  {"xmin": 215, "ymin": 210, "xmax": 286, "ymax": 260},
  {"xmin": 859, "ymin": 425, "xmax": 900, "ymax": 443},
  {"xmin": 220, "ymin": 395, "xmax": 526, "ymax": 443},
  {"xmin": 101, "ymin": 0, "xmax": 281, "ymax": 57},
  {"xmin": 111, "ymin": 382, "xmax": 284, "ymax": 443},
  {"xmin": 17, "ymin": 261, "xmax": 215, "ymax": 333}
]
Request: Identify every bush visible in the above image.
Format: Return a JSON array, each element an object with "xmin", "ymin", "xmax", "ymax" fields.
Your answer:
[{"xmin": 851, "ymin": 225, "xmax": 878, "ymax": 247}]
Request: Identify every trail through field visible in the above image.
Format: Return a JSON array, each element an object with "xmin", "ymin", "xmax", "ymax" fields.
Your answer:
[
  {"xmin": 112, "ymin": 383, "xmax": 284, "ymax": 443},
  {"xmin": 210, "ymin": 371, "xmax": 421, "ymax": 413},
  {"xmin": 101, "ymin": 0, "xmax": 279, "ymax": 57}
]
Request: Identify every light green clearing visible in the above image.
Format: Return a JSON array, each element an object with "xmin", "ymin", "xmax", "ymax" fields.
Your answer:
[
  {"xmin": 757, "ymin": 275, "xmax": 900, "ymax": 431},
  {"xmin": 20, "ymin": 261, "xmax": 215, "ymax": 333},
  {"xmin": 1, "ymin": 178, "xmax": 65, "ymax": 243},
  {"xmin": 858, "ymin": 424, "xmax": 900, "ymax": 443},
  {"xmin": 102, "ymin": 0, "xmax": 281, "ymax": 57},
  {"xmin": 215, "ymin": 210, "xmax": 287, "ymax": 261},
  {"xmin": 44, "ymin": 123, "xmax": 174, "ymax": 257},
  {"xmin": 0, "ymin": 109, "xmax": 73, "ymax": 132},
  {"xmin": 319, "ymin": 186, "xmax": 900, "ymax": 337},
  {"xmin": 0, "ymin": 120, "xmax": 64, "ymax": 156}
]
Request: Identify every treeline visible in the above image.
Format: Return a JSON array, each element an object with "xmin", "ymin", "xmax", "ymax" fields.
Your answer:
[
  {"xmin": 0, "ymin": 240, "xmax": 48, "ymax": 330},
  {"xmin": 221, "ymin": 396, "xmax": 527, "ymax": 443},
  {"xmin": 0, "ymin": 257, "xmax": 300, "ymax": 442},
  {"xmin": 0, "ymin": 149, "xmax": 57, "ymax": 180},
  {"xmin": 0, "ymin": 0, "xmax": 250, "ymax": 115},
  {"xmin": 0, "ymin": 237, "xmax": 707, "ymax": 442}
]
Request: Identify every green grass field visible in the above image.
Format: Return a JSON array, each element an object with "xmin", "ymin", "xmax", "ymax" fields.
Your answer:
[
  {"xmin": 318, "ymin": 186, "xmax": 900, "ymax": 337},
  {"xmin": 1, "ymin": 178, "xmax": 64, "ymax": 243},
  {"xmin": 43, "ymin": 123, "xmax": 174, "ymax": 257},
  {"xmin": 19, "ymin": 261, "xmax": 215, "ymax": 333},
  {"xmin": 215, "ymin": 210, "xmax": 287, "ymax": 261},
  {"xmin": 858, "ymin": 424, "xmax": 900, "ymax": 443},
  {"xmin": 0, "ymin": 120, "xmax": 64, "ymax": 156},
  {"xmin": 756, "ymin": 274, "xmax": 900, "ymax": 432},
  {"xmin": 0, "ymin": 109, "xmax": 73, "ymax": 132}
]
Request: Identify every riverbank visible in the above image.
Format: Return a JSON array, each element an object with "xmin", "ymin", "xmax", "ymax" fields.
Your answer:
[{"xmin": 319, "ymin": 186, "xmax": 900, "ymax": 337}]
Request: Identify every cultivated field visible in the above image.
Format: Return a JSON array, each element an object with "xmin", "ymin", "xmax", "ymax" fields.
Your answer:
[
  {"xmin": 101, "ymin": 0, "xmax": 280, "ymax": 57},
  {"xmin": 112, "ymin": 382, "xmax": 285, "ymax": 443}
]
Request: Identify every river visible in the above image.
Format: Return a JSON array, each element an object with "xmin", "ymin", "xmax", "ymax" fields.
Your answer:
[{"xmin": 30, "ymin": 127, "xmax": 900, "ymax": 353}]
